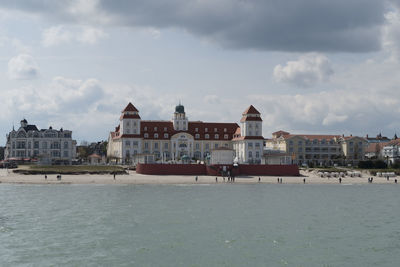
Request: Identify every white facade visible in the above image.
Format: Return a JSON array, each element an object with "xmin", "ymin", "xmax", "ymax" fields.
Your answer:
[
  {"xmin": 4, "ymin": 119, "xmax": 77, "ymax": 164},
  {"xmin": 382, "ymin": 143, "xmax": 400, "ymax": 164},
  {"xmin": 108, "ymin": 103, "xmax": 265, "ymax": 165}
]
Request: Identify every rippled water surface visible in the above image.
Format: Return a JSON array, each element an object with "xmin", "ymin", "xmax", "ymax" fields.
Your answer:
[{"xmin": 0, "ymin": 184, "xmax": 399, "ymax": 266}]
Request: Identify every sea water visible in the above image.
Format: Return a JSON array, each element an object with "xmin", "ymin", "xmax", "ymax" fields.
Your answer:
[{"xmin": 0, "ymin": 183, "xmax": 399, "ymax": 267}]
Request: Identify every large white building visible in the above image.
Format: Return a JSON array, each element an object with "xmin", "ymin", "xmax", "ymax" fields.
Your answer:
[
  {"xmin": 4, "ymin": 119, "xmax": 77, "ymax": 164},
  {"xmin": 107, "ymin": 103, "xmax": 264, "ymax": 164}
]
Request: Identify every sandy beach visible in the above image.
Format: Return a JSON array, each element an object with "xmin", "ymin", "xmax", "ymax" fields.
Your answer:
[{"xmin": 0, "ymin": 169, "xmax": 397, "ymax": 185}]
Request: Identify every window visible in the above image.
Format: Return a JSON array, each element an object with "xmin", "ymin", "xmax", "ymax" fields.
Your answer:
[
  {"xmin": 164, "ymin": 143, "xmax": 168, "ymax": 149},
  {"xmin": 126, "ymin": 122, "xmax": 130, "ymax": 126},
  {"xmin": 298, "ymin": 141, "xmax": 303, "ymax": 146},
  {"xmin": 125, "ymin": 141, "xmax": 130, "ymax": 146},
  {"xmin": 255, "ymin": 143, "xmax": 260, "ymax": 148},
  {"xmin": 64, "ymin": 142, "xmax": 68, "ymax": 149},
  {"xmin": 34, "ymin": 141, "xmax": 39, "ymax": 149},
  {"xmin": 28, "ymin": 142, "xmax": 31, "ymax": 149},
  {"xmin": 349, "ymin": 142, "xmax": 354, "ymax": 146},
  {"xmin": 144, "ymin": 133, "xmax": 149, "ymax": 138},
  {"xmin": 164, "ymin": 133, "xmax": 169, "ymax": 138},
  {"xmin": 224, "ymin": 134, "xmax": 228, "ymax": 139},
  {"xmin": 224, "ymin": 128, "xmax": 227, "ymax": 132},
  {"xmin": 225, "ymin": 143, "xmax": 229, "ymax": 147},
  {"xmin": 205, "ymin": 134, "xmax": 209, "ymax": 139},
  {"xmin": 289, "ymin": 140, "xmax": 293, "ymax": 145},
  {"xmin": 144, "ymin": 127, "xmax": 147, "ymax": 131},
  {"xmin": 215, "ymin": 134, "xmax": 219, "ymax": 139},
  {"xmin": 205, "ymin": 144, "xmax": 210, "ymax": 149},
  {"xmin": 133, "ymin": 141, "xmax": 138, "ymax": 147},
  {"xmin": 126, "ymin": 129, "xmax": 130, "ymax": 134},
  {"xmin": 249, "ymin": 131, "xmax": 253, "ymax": 136},
  {"xmin": 164, "ymin": 127, "xmax": 167, "ymax": 131},
  {"xmin": 205, "ymin": 128, "xmax": 208, "ymax": 132},
  {"xmin": 43, "ymin": 142, "xmax": 47, "ymax": 149},
  {"xmin": 215, "ymin": 144, "xmax": 218, "ymax": 149},
  {"xmin": 133, "ymin": 122, "xmax": 137, "ymax": 126},
  {"xmin": 144, "ymin": 142, "xmax": 149, "ymax": 149},
  {"xmin": 154, "ymin": 133, "xmax": 159, "ymax": 138},
  {"xmin": 154, "ymin": 127, "xmax": 157, "ymax": 131},
  {"xmin": 249, "ymin": 151, "xmax": 253, "ymax": 158},
  {"xmin": 248, "ymin": 142, "xmax": 253, "ymax": 148},
  {"xmin": 133, "ymin": 129, "xmax": 137, "ymax": 134},
  {"xmin": 64, "ymin": 151, "xmax": 69, "ymax": 157},
  {"xmin": 214, "ymin": 128, "xmax": 217, "ymax": 132},
  {"xmin": 195, "ymin": 128, "xmax": 198, "ymax": 132},
  {"xmin": 195, "ymin": 134, "xmax": 200, "ymax": 139},
  {"xmin": 195, "ymin": 143, "xmax": 200, "ymax": 149},
  {"xmin": 256, "ymin": 151, "xmax": 260, "ymax": 158},
  {"xmin": 313, "ymin": 139, "xmax": 318, "ymax": 144},
  {"xmin": 154, "ymin": 143, "xmax": 159, "ymax": 149}
]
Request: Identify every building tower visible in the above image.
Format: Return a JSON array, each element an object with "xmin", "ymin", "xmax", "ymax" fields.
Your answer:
[
  {"xmin": 172, "ymin": 103, "xmax": 188, "ymax": 131},
  {"xmin": 120, "ymin": 102, "xmax": 141, "ymax": 135},
  {"xmin": 20, "ymin": 118, "xmax": 27, "ymax": 128},
  {"xmin": 240, "ymin": 105, "xmax": 263, "ymax": 137}
]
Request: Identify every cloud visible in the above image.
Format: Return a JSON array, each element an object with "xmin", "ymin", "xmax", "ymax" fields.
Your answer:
[
  {"xmin": 203, "ymin": 94, "xmax": 220, "ymax": 104},
  {"xmin": 273, "ymin": 53, "xmax": 333, "ymax": 87},
  {"xmin": 322, "ymin": 113, "xmax": 348, "ymax": 126},
  {"xmin": 383, "ymin": 7, "xmax": 400, "ymax": 61},
  {"xmin": 42, "ymin": 25, "xmax": 107, "ymax": 46},
  {"xmin": 0, "ymin": 0, "xmax": 387, "ymax": 52},
  {"xmin": 7, "ymin": 54, "xmax": 39, "ymax": 80}
]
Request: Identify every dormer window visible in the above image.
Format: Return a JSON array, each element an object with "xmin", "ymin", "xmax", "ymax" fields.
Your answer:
[
  {"xmin": 224, "ymin": 134, "xmax": 228, "ymax": 139},
  {"xmin": 205, "ymin": 128, "xmax": 208, "ymax": 132},
  {"xmin": 224, "ymin": 128, "xmax": 227, "ymax": 132},
  {"xmin": 164, "ymin": 127, "xmax": 167, "ymax": 131},
  {"xmin": 164, "ymin": 133, "xmax": 169, "ymax": 138},
  {"xmin": 144, "ymin": 133, "xmax": 149, "ymax": 138},
  {"xmin": 205, "ymin": 134, "xmax": 209, "ymax": 139},
  {"xmin": 195, "ymin": 128, "xmax": 198, "ymax": 132},
  {"xmin": 154, "ymin": 127, "xmax": 157, "ymax": 131},
  {"xmin": 144, "ymin": 127, "xmax": 147, "ymax": 131},
  {"xmin": 214, "ymin": 128, "xmax": 217, "ymax": 132},
  {"xmin": 215, "ymin": 134, "xmax": 219, "ymax": 139},
  {"xmin": 154, "ymin": 133, "xmax": 158, "ymax": 138},
  {"xmin": 195, "ymin": 134, "xmax": 200, "ymax": 139}
]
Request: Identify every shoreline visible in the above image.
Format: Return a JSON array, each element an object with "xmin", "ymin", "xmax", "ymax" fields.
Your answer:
[{"xmin": 0, "ymin": 170, "xmax": 398, "ymax": 185}]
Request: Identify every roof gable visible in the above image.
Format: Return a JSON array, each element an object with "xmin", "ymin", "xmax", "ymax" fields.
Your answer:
[
  {"xmin": 243, "ymin": 105, "xmax": 260, "ymax": 115},
  {"xmin": 122, "ymin": 102, "xmax": 139, "ymax": 112}
]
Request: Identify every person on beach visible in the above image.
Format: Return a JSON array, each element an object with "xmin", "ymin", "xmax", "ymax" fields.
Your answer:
[
  {"xmin": 258, "ymin": 177, "xmax": 261, "ymax": 182},
  {"xmin": 339, "ymin": 177, "xmax": 342, "ymax": 183},
  {"xmin": 280, "ymin": 178, "xmax": 283, "ymax": 184},
  {"xmin": 195, "ymin": 176, "xmax": 198, "ymax": 182},
  {"xmin": 395, "ymin": 179, "xmax": 398, "ymax": 184},
  {"xmin": 303, "ymin": 178, "xmax": 306, "ymax": 184},
  {"xmin": 387, "ymin": 176, "xmax": 389, "ymax": 181},
  {"xmin": 216, "ymin": 177, "xmax": 218, "ymax": 183},
  {"xmin": 113, "ymin": 173, "xmax": 116, "ymax": 180},
  {"xmin": 45, "ymin": 175, "xmax": 47, "ymax": 180},
  {"xmin": 277, "ymin": 177, "xmax": 279, "ymax": 183}
]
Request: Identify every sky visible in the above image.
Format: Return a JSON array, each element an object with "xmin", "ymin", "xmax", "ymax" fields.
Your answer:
[{"xmin": 1, "ymin": 0, "xmax": 400, "ymax": 143}]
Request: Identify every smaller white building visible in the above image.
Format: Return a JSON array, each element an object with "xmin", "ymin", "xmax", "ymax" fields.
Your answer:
[
  {"xmin": 210, "ymin": 147, "xmax": 234, "ymax": 165},
  {"xmin": 382, "ymin": 139, "xmax": 400, "ymax": 164}
]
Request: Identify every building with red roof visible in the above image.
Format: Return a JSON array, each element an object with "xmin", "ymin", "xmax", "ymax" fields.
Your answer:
[{"xmin": 107, "ymin": 102, "xmax": 264, "ymax": 164}]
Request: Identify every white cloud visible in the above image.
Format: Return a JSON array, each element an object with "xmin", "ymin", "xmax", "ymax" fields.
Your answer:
[
  {"xmin": 42, "ymin": 25, "xmax": 107, "ymax": 47},
  {"xmin": 203, "ymin": 94, "xmax": 220, "ymax": 104},
  {"xmin": 7, "ymin": 54, "xmax": 39, "ymax": 80},
  {"xmin": 322, "ymin": 113, "xmax": 348, "ymax": 126},
  {"xmin": 273, "ymin": 53, "xmax": 334, "ymax": 87},
  {"xmin": 42, "ymin": 25, "xmax": 73, "ymax": 47},
  {"xmin": 383, "ymin": 8, "xmax": 400, "ymax": 61}
]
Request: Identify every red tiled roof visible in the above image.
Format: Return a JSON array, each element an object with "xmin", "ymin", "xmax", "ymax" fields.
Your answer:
[
  {"xmin": 120, "ymin": 114, "xmax": 141, "ymax": 120},
  {"xmin": 243, "ymin": 105, "xmax": 260, "ymax": 115},
  {"xmin": 240, "ymin": 116, "xmax": 263, "ymax": 122},
  {"xmin": 386, "ymin": 138, "xmax": 400, "ymax": 146},
  {"xmin": 88, "ymin": 153, "xmax": 102, "ymax": 159},
  {"xmin": 365, "ymin": 142, "xmax": 388, "ymax": 153},
  {"xmin": 122, "ymin": 102, "xmax": 139, "ymax": 112}
]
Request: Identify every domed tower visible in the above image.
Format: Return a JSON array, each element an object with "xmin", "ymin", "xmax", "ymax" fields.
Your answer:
[
  {"xmin": 120, "ymin": 102, "xmax": 141, "ymax": 135},
  {"xmin": 173, "ymin": 103, "xmax": 188, "ymax": 131},
  {"xmin": 240, "ymin": 105, "xmax": 262, "ymax": 137}
]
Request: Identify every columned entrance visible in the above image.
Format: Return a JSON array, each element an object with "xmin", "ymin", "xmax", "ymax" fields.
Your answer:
[{"xmin": 171, "ymin": 133, "xmax": 194, "ymax": 160}]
